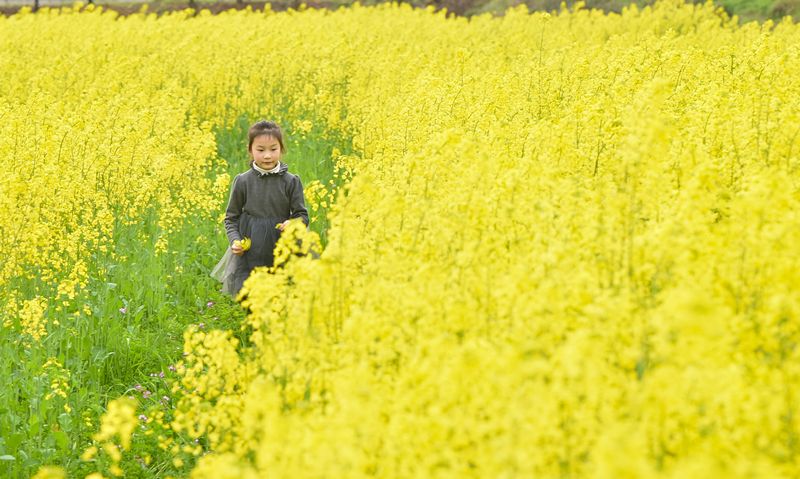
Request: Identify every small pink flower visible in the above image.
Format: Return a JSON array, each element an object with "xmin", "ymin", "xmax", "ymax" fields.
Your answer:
[
  {"xmin": 119, "ymin": 307, "xmax": 127, "ymax": 314},
  {"xmin": 206, "ymin": 301, "xmax": 215, "ymax": 308}
]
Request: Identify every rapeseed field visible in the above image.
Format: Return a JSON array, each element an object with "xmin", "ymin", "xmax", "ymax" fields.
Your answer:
[{"xmin": 1, "ymin": 1, "xmax": 799, "ymax": 477}]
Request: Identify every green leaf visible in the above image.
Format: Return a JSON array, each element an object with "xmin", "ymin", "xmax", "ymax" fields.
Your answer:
[
  {"xmin": 0, "ymin": 455, "xmax": 15, "ymax": 461},
  {"xmin": 6, "ymin": 433, "xmax": 23, "ymax": 451},
  {"xmin": 53, "ymin": 431, "xmax": 69, "ymax": 451},
  {"xmin": 28, "ymin": 414, "xmax": 39, "ymax": 436}
]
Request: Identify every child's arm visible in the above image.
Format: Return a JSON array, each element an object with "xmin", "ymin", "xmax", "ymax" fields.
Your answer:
[
  {"xmin": 288, "ymin": 175, "xmax": 309, "ymax": 226},
  {"xmin": 224, "ymin": 175, "xmax": 245, "ymax": 244}
]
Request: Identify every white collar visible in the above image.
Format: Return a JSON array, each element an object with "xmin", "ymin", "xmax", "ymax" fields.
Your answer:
[{"xmin": 253, "ymin": 161, "xmax": 281, "ymax": 176}]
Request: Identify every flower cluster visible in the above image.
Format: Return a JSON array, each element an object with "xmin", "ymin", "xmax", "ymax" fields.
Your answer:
[{"xmin": 11, "ymin": 1, "xmax": 800, "ymax": 477}]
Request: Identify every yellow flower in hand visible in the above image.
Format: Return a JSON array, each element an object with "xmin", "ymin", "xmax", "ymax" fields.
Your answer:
[{"xmin": 234, "ymin": 237, "xmax": 251, "ymax": 251}]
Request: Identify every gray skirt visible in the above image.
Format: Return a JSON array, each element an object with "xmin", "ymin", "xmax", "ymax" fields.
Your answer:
[
  {"xmin": 210, "ymin": 247, "xmax": 239, "ymax": 296},
  {"xmin": 212, "ymin": 212, "xmax": 284, "ymax": 298}
]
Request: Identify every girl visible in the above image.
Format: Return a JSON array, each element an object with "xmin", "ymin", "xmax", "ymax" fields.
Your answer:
[{"xmin": 215, "ymin": 120, "xmax": 309, "ymax": 298}]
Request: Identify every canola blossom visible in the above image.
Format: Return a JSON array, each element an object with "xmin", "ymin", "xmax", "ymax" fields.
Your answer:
[
  {"xmin": 1, "ymin": 0, "xmax": 799, "ymax": 476},
  {"xmin": 233, "ymin": 237, "xmax": 251, "ymax": 251}
]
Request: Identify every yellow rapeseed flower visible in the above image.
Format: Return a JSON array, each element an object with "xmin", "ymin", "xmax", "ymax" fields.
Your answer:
[{"xmin": 6, "ymin": 1, "xmax": 800, "ymax": 477}]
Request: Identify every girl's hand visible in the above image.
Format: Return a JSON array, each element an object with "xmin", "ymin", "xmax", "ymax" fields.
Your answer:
[
  {"xmin": 232, "ymin": 237, "xmax": 250, "ymax": 256},
  {"xmin": 277, "ymin": 220, "xmax": 290, "ymax": 231}
]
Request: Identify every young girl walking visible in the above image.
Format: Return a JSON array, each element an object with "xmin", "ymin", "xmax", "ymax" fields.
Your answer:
[{"xmin": 213, "ymin": 120, "xmax": 309, "ymax": 298}]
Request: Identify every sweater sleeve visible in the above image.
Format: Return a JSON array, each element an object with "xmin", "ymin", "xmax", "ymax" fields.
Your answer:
[
  {"xmin": 289, "ymin": 175, "xmax": 309, "ymax": 226},
  {"xmin": 224, "ymin": 174, "xmax": 245, "ymax": 244}
]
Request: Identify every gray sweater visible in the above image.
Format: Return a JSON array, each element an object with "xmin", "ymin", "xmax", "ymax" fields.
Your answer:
[{"xmin": 224, "ymin": 162, "xmax": 309, "ymax": 245}]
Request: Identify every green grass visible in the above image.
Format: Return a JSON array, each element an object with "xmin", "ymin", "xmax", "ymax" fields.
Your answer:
[
  {"xmin": 717, "ymin": 0, "xmax": 800, "ymax": 21},
  {"xmin": 0, "ymin": 111, "xmax": 351, "ymax": 478}
]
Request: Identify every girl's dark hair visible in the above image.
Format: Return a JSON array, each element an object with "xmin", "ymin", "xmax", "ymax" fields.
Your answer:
[{"xmin": 248, "ymin": 120, "xmax": 285, "ymax": 152}]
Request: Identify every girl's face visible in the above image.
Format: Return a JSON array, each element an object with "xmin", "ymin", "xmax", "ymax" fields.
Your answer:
[{"xmin": 250, "ymin": 134, "xmax": 282, "ymax": 170}]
